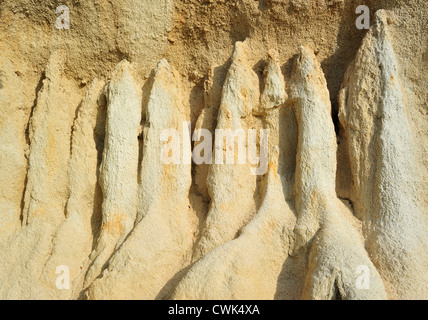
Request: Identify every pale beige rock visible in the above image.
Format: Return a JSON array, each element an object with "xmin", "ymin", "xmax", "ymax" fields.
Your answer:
[
  {"xmin": 289, "ymin": 46, "xmax": 387, "ymax": 300},
  {"xmin": 290, "ymin": 46, "xmax": 338, "ymax": 250},
  {"xmin": 301, "ymin": 212, "xmax": 387, "ymax": 300},
  {"xmin": 259, "ymin": 51, "xmax": 296, "ymax": 202},
  {"xmin": 194, "ymin": 67, "xmax": 222, "ymax": 199},
  {"xmin": 172, "ymin": 150, "xmax": 296, "ymax": 300},
  {"xmin": 0, "ymin": 57, "xmax": 27, "ymax": 238},
  {"xmin": 84, "ymin": 59, "xmax": 195, "ymax": 300},
  {"xmin": 84, "ymin": 61, "xmax": 141, "ymax": 286},
  {"xmin": 22, "ymin": 50, "xmax": 76, "ymax": 227},
  {"xmin": 339, "ymin": 10, "xmax": 428, "ymax": 299},
  {"xmin": 0, "ymin": 1, "xmax": 426, "ymax": 301},
  {"xmin": 0, "ymin": 51, "xmax": 81, "ymax": 299},
  {"xmin": 192, "ymin": 41, "xmax": 259, "ymax": 261},
  {"xmin": 39, "ymin": 80, "xmax": 106, "ymax": 299},
  {"xmin": 137, "ymin": 59, "xmax": 190, "ymax": 224},
  {"xmin": 258, "ymin": 51, "xmax": 287, "ymax": 114},
  {"xmin": 171, "ymin": 55, "xmax": 300, "ymax": 300}
]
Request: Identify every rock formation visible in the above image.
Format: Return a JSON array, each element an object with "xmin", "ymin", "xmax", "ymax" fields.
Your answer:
[
  {"xmin": 84, "ymin": 59, "xmax": 195, "ymax": 300},
  {"xmin": 289, "ymin": 46, "xmax": 386, "ymax": 300},
  {"xmin": 0, "ymin": 57, "xmax": 27, "ymax": 239},
  {"xmin": 84, "ymin": 60, "xmax": 141, "ymax": 286},
  {"xmin": 192, "ymin": 41, "xmax": 260, "ymax": 261},
  {"xmin": 338, "ymin": 10, "xmax": 428, "ymax": 299},
  {"xmin": 0, "ymin": 1, "xmax": 427, "ymax": 300}
]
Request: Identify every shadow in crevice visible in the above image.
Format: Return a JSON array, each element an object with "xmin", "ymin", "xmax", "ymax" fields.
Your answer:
[
  {"xmin": 137, "ymin": 68, "xmax": 156, "ymax": 187},
  {"xmin": 89, "ymin": 85, "xmax": 108, "ymax": 251},
  {"xmin": 277, "ymin": 57, "xmax": 298, "ymax": 202},
  {"xmin": 155, "ymin": 263, "xmax": 196, "ymax": 300},
  {"xmin": 189, "ymin": 57, "xmax": 231, "ymax": 254},
  {"xmin": 19, "ymin": 72, "xmax": 45, "ymax": 225},
  {"xmin": 253, "ymin": 58, "xmax": 267, "ymax": 97},
  {"xmin": 319, "ymin": 0, "xmax": 372, "ymax": 208},
  {"xmin": 0, "ymin": 70, "xmax": 4, "ymax": 89},
  {"xmin": 332, "ymin": 277, "xmax": 344, "ymax": 300},
  {"xmin": 274, "ymin": 246, "xmax": 306, "ymax": 300},
  {"xmin": 320, "ymin": 0, "xmax": 371, "ymax": 116},
  {"xmin": 258, "ymin": 0, "xmax": 273, "ymax": 11}
]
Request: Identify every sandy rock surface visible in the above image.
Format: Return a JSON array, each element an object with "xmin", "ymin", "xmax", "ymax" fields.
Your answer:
[{"xmin": 0, "ymin": 0, "xmax": 426, "ymax": 300}]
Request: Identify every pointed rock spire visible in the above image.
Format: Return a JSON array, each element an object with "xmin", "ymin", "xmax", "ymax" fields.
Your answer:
[
  {"xmin": 192, "ymin": 41, "xmax": 259, "ymax": 261},
  {"xmin": 172, "ymin": 147, "xmax": 296, "ymax": 300},
  {"xmin": 259, "ymin": 50, "xmax": 287, "ymax": 113},
  {"xmin": 22, "ymin": 50, "xmax": 77, "ymax": 227},
  {"xmin": 137, "ymin": 58, "xmax": 191, "ymax": 224},
  {"xmin": 84, "ymin": 59, "xmax": 195, "ymax": 299},
  {"xmin": 289, "ymin": 46, "xmax": 387, "ymax": 300},
  {"xmin": 85, "ymin": 60, "xmax": 141, "ymax": 286},
  {"xmin": 289, "ymin": 46, "xmax": 337, "ymax": 249},
  {"xmin": 0, "ymin": 57, "xmax": 27, "ymax": 237},
  {"xmin": 339, "ymin": 9, "xmax": 428, "ymax": 299},
  {"xmin": 40, "ymin": 80, "xmax": 106, "ymax": 298}
]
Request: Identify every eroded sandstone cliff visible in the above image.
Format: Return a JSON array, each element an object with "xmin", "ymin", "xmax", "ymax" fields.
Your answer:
[{"xmin": 0, "ymin": 0, "xmax": 427, "ymax": 300}]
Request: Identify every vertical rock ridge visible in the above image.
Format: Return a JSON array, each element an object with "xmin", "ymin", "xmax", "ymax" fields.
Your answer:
[
  {"xmin": 22, "ymin": 50, "xmax": 76, "ymax": 227},
  {"xmin": 339, "ymin": 9, "xmax": 428, "ymax": 299},
  {"xmin": 192, "ymin": 41, "xmax": 260, "ymax": 261},
  {"xmin": 289, "ymin": 46, "xmax": 387, "ymax": 300},
  {"xmin": 194, "ymin": 66, "xmax": 223, "ymax": 200},
  {"xmin": 0, "ymin": 57, "xmax": 27, "ymax": 239},
  {"xmin": 172, "ymin": 148, "xmax": 296, "ymax": 300},
  {"xmin": 39, "ymin": 80, "xmax": 106, "ymax": 299},
  {"xmin": 84, "ymin": 59, "xmax": 195, "ymax": 300},
  {"xmin": 260, "ymin": 50, "xmax": 296, "ymax": 200},
  {"xmin": 0, "ymin": 51, "xmax": 82, "ymax": 299},
  {"xmin": 137, "ymin": 58, "xmax": 190, "ymax": 224},
  {"xmin": 84, "ymin": 60, "xmax": 141, "ymax": 286},
  {"xmin": 290, "ymin": 46, "xmax": 337, "ymax": 250},
  {"xmin": 259, "ymin": 50, "xmax": 287, "ymax": 114}
]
